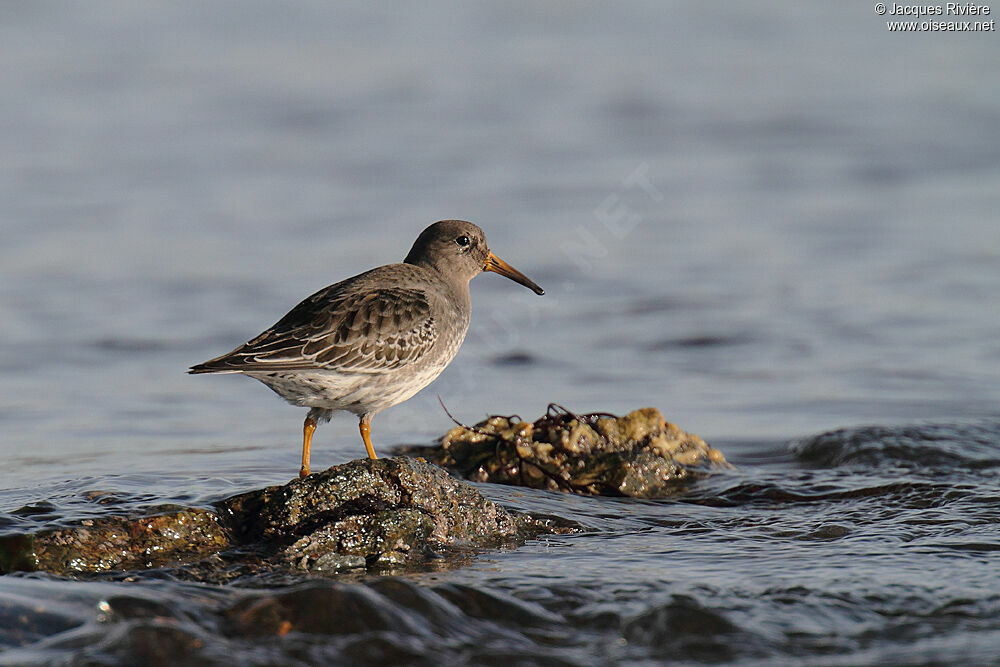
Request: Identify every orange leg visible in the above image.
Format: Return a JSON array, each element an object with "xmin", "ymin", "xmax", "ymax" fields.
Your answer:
[
  {"xmin": 300, "ymin": 414, "xmax": 317, "ymax": 478},
  {"xmin": 360, "ymin": 414, "xmax": 378, "ymax": 460}
]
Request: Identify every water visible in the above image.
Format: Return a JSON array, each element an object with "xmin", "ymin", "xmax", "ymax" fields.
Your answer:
[{"xmin": 1, "ymin": 2, "xmax": 998, "ymax": 663}]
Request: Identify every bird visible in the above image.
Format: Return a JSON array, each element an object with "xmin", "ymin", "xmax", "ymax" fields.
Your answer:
[{"xmin": 189, "ymin": 220, "xmax": 544, "ymax": 478}]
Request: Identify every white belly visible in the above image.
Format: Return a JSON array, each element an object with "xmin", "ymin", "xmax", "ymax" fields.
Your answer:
[{"xmin": 246, "ymin": 362, "xmax": 450, "ymax": 417}]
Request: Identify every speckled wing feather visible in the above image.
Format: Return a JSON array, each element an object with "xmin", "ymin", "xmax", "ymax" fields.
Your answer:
[{"xmin": 190, "ymin": 285, "xmax": 437, "ymax": 374}]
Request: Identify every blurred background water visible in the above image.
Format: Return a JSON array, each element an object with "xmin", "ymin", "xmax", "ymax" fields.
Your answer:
[{"xmin": 1, "ymin": 2, "xmax": 998, "ymax": 664}]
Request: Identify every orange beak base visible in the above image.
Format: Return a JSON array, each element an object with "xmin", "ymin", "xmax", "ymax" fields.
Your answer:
[{"xmin": 484, "ymin": 252, "xmax": 544, "ymax": 295}]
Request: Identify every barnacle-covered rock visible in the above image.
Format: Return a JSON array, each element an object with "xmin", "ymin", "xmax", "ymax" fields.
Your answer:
[{"xmin": 402, "ymin": 406, "xmax": 729, "ymax": 498}]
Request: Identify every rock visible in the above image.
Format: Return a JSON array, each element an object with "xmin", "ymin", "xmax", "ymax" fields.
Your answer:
[
  {"xmin": 0, "ymin": 507, "xmax": 229, "ymax": 574},
  {"xmin": 219, "ymin": 457, "xmax": 532, "ymax": 572},
  {"xmin": 400, "ymin": 405, "xmax": 730, "ymax": 498},
  {"xmin": 0, "ymin": 457, "xmax": 556, "ymax": 578}
]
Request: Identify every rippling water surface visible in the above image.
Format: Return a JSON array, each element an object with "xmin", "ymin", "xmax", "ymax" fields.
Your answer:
[{"xmin": 1, "ymin": 3, "xmax": 998, "ymax": 664}]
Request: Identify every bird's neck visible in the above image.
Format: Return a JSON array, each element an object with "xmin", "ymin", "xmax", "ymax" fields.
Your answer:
[{"xmin": 406, "ymin": 258, "xmax": 472, "ymax": 311}]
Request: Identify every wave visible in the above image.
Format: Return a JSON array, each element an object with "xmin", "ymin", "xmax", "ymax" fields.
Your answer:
[{"xmin": 790, "ymin": 421, "xmax": 1000, "ymax": 470}]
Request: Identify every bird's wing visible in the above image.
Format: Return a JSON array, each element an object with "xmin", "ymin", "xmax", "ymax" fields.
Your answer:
[{"xmin": 190, "ymin": 285, "xmax": 437, "ymax": 374}]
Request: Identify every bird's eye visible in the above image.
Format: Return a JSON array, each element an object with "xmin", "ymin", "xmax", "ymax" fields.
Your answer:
[{"xmin": 455, "ymin": 235, "xmax": 471, "ymax": 248}]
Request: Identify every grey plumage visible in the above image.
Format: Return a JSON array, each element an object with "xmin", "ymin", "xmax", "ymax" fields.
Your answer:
[{"xmin": 190, "ymin": 220, "xmax": 543, "ymax": 477}]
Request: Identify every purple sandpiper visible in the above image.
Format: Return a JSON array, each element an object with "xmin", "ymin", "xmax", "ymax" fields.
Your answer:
[{"xmin": 190, "ymin": 220, "xmax": 544, "ymax": 477}]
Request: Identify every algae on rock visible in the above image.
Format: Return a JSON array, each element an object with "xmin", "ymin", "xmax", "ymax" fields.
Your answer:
[{"xmin": 402, "ymin": 405, "xmax": 729, "ymax": 498}]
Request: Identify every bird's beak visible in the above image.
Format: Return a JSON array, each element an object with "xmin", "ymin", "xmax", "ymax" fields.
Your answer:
[{"xmin": 484, "ymin": 252, "xmax": 545, "ymax": 295}]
